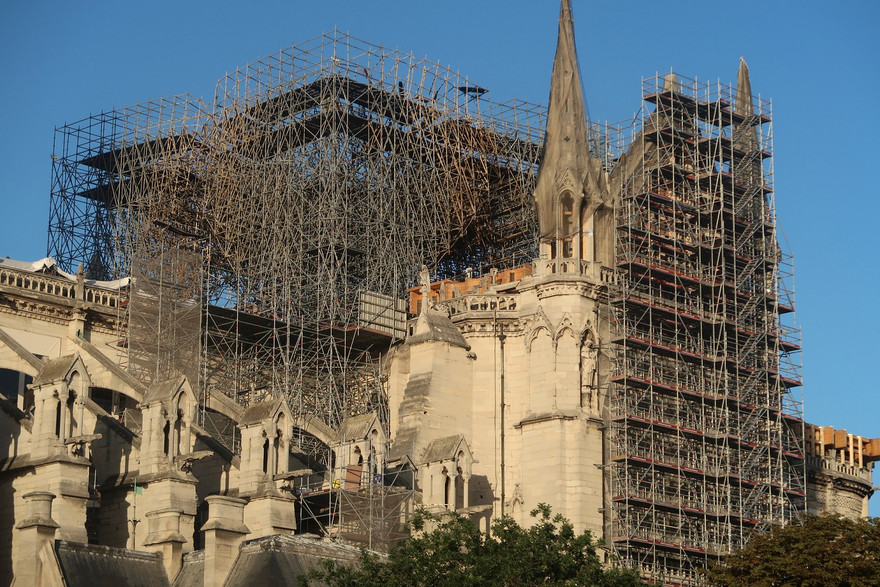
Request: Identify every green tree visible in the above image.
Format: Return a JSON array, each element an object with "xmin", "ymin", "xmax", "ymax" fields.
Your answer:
[
  {"xmin": 703, "ymin": 514, "xmax": 880, "ymax": 587},
  {"xmin": 306, "ymin": 504, "xmax": 640, "ymax": 586}
]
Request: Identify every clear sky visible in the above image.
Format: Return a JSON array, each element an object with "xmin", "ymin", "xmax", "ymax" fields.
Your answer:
[{"xmin": 1, "ymin": 1, "xmax": 877, "ymax": 514}]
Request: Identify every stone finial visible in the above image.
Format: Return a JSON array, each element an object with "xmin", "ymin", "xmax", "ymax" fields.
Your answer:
[{"xmin": 75, "ymin": 263, "xmax": 85, "ymax": 300}]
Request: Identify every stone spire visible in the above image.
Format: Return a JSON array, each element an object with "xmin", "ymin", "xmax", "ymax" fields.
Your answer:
[
  {"xmin": 734, "ymin": 58, "xmax": 762, "ymax": 187},
  {"xmin": 534, "ymin": 0, "xmax": 608, "ymax": 244},
  {"xmin": 733, "ymin": 57, "xmax": 764, "ymax": 210},
  {"xmin": 735, "ymin": 57, "xmax": 753, "ymax": 116}
]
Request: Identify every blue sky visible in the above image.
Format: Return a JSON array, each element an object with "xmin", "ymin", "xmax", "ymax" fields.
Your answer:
[{"xmin": 1, "ymin": 1, "xmax": 877, "ymax": 513}]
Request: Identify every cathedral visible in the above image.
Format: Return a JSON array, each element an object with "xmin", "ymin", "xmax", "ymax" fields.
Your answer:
[{"xmin": 1, "ymin": 1, "xmax": 876, "ymax": 585}]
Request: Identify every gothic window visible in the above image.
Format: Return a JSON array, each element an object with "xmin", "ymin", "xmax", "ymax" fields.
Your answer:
[
  {"xmin": 68, "ymin": 371, "xmax": 83, "ymax": 438},
  {"xmin": 580, "ymin": 201, "xmax": 590, "ymax": 261},
  {"xmin": 174, "ymin": 409, "xmax": 184, "ymax": 456},
  {"xmin": 561, "ymin": 192, "xmax": 574, "ymax": 258}
]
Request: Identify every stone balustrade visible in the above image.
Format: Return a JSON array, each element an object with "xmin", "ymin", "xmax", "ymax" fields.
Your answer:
[
  {"xmin": 807, "ymin": 455, "xmax": 874, "ymax": 483},
  {"xmin": 531, "ymin": 258, "xmax": 618, "ymax": 285},
  {"xmin": 0, "ymin": 266, "xmax": 122, "ymax": 310},
  {"xmin": 444, "ymin": 294, "xmax": 519, "ymax": 316}
]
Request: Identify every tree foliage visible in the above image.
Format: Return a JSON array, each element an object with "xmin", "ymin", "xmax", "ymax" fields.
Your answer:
[
  {"xmin": 703, "ymin": 514, "xmax": 880, "ymax": 587},
  {"xmin": 305, "ymin": 504, "xmax": 640, "ymax": 586}
]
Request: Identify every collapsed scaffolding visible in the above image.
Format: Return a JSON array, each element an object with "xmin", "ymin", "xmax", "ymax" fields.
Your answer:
[{"xmin": 606, "ymin": 71, "xmax": 804, "ymax": 585}]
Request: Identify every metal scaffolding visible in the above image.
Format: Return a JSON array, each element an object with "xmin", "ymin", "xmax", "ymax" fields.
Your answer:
[
  {"xmin": 607, "ymin": 72, "xmax": 804, "ymax": 585},
  {"xmin": 294, "ymin": 463, "xmax": 416, "ymax": 553},
  {"xmin": 47, "ymin": 31, "xmax": 545, "ymax": 442}
]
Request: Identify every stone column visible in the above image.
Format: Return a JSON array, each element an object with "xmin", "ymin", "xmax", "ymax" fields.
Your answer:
[
  {"xmin": 446, "ymin": 470, "xmax": 458, "ymax": 511},
  {"xmin": 58, "ymin": 391, "xmax": 69, "ymax": 442},
  {"xmin": 462, "ymin": 474, "xmax": 471, "ymax": 509},
  {"xmin": 181, "ymin": 417, "xmax": 192, "ymax": 455},
  {"xmin": 267, "ymin": 435, "xmax": 278, "ymax": 482},
  {"xmin": 169, "ymin": 417, "xmax": 179, "ymax": 466},
  {"xmin": 14, "ymin": 491, "xmax": 59, "ymax": 587},
  {"xmin": 203, "ymin": 496, "xmax": 250, "ymax": 587},
  {"xmin": 431, "ymin": 466, "xmax": 444, "ymax": 507}
]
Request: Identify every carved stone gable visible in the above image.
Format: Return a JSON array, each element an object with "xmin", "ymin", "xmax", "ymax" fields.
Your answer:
[{"xmin": 554, "ymin": 168, "xmax": 581, "ymax": 199}]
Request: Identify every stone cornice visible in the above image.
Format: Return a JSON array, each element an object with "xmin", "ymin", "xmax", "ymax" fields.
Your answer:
[
  {"xmin": 0, "ymin": 290, "xmax": 122, "ymax": 334},
  {"xmin": 455, "ymin": 318, "xmax": 526, "ymax": 338},
  {"xmin": 535, "ymin": 278, "xmax": 603, "ymax": 301}
]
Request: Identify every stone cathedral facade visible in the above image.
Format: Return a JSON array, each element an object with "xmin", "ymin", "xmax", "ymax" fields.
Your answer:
[{"xmin": 0, "ymin": 1, "xmax": 877, "ymax": 585}]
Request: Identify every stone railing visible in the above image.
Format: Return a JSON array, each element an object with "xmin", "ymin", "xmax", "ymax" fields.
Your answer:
[
  {"xmin": 85, "ymin": 287, "xmax": 122, "ymax": 308},
  {"xmin": 534, "ymin": 258, "xmax": 591, "ymax": 277},
  {"xmin": 807, "ymin": 455, "xmax": 874, "ymax": 483},
  {"xmin": 444, "ymin": 294, "xmax": 519, "ymax": 316},
  {"xmin": 0, "ymin": 266, "xmax": 122, "ymax": 310},
  {"xmin": 600, "ymin": 266, "xmax": 617, "ymax": 285},
  {"xmin": 532, "ymin": 258, "xmax": 617, "ymax": 285},
  {"xmin": 0, "ymin": 267, "xmax": 76, "ymax": 299}
]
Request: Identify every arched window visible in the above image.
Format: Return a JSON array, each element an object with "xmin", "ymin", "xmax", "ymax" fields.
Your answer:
[
  {"xmin": 580, "ymin": 201, "xmax": 590, "ymax": 261},
  {"xmin": 560, "ymin": 192, "xmax": 574, "ymax": 258},
  {"xmin": 174, "ymin": 410, "xmax": 184, "ymax": 457}
]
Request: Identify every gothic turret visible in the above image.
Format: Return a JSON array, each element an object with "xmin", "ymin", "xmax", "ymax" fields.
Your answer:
[
  {"xmin": 734, "ymin": 58, "xmax": 764, "ymax": 202},
  {"xmin": 533, "ymin": 0, "xmax": 610, "ymax": 265}
]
